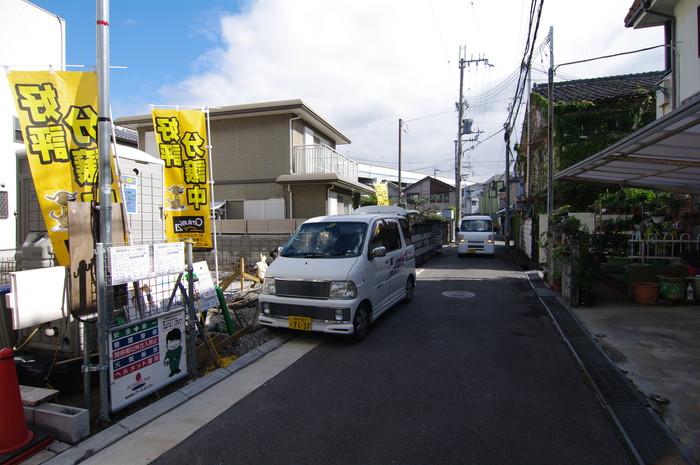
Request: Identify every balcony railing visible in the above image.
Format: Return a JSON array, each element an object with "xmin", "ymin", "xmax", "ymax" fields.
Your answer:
[{"xmin": 292, "ymin": 145, "xmax": 358, "ymax": 181}]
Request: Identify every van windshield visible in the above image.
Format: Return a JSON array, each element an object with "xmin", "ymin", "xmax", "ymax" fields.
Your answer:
[
  {"xmin": 281, "ymin": 222, "xmax": 367, "ymax": 258},
  {"xmin": 460, "ymin": 219, "xmax": 492, "ymax": 232}
]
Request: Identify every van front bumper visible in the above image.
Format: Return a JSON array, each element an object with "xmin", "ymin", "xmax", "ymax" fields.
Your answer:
[{"xmin": 257, "ymin": 296, "xmax": 359, "ymax": 335}]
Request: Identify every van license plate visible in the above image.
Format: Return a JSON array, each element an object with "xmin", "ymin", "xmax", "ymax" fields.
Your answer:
[
  {"xmin": 467, "ymin": 248, "xmax": 476, "ymax": 254},
  {"xmin": 288, "ymin": 316, "xmax": 312, "ymax": 331}
]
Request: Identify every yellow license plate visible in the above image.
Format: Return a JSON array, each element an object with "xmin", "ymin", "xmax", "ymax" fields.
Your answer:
[
  {"xmin": 467, "ymin": 248, "xmax": 476, "ymax": 254},
  {"xmin": 288, "ymin": 316, "xmax": 312, "ymax": 331}
]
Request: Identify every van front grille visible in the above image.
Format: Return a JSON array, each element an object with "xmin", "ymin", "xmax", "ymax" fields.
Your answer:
[{"xmin": 275, "ymin": 279, "xmax": 330, "ymax": 299}]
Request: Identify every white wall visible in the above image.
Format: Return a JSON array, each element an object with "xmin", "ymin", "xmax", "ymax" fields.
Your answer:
[
  {"xmin": 675, "ymin": 0, "xmax": 700, "ymax": 103},
  {"xmin": 0, "ymin": 0, "xmax": 65, "ymax": 250}
]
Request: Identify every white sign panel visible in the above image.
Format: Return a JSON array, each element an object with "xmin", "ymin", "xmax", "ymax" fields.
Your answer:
[
  {"xmin": 192, "ymin": 261, "xmax": 219, "ymax": 312},
  {"xmin": 153, "ymin": 242, "xmax": 185, "ymax": 276},
  {"xmin": 109, "ymin": 311, "xmax": 187, "ymax": 411},
  {"xmin": 5, "ymin": 266, "xmax": 66, "ymax": 329},
  {"xmin": 109, "ymin": 245, "xmax": 151, "ymax": 285}
]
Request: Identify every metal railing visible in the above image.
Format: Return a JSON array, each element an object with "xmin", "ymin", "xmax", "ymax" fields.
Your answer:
[
  {"xmin": 629, "ymin": 232, "xmax": 700, "ymax": 263},
  {"xmin": 292, "ymin": 144, "xmax": 358, "ymax": 180}
]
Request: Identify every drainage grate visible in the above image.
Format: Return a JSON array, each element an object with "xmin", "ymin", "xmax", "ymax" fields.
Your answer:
[
  {"xmin": 535, "ymin": 291, "xmax": 694, "ymax": 465},
  {"xmin": 613, "ymin": 406, "xmax": 688, "ymax": 465}
]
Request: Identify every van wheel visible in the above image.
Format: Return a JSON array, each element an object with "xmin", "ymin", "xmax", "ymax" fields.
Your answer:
[
  {"xmin": 404, "ymin": 276, "xmax": 415, "ymax": 303},
  {"xmin": 352, "ymin": 303, "xmax": 370, "ymax": 341}
]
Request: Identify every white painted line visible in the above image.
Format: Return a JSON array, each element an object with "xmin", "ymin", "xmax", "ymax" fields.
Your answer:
[
  {"xmin": 81, "ymin": 337, "xmax": 320, "ymax": 465},
  {"xmin": 416, "ymin": 269, "xmax": 425, "ymax": 276}
]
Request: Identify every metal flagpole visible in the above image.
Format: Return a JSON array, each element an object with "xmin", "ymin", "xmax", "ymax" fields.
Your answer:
[
  {"xmin": 204, "ymin": 107, "xmax": 219, "ymax": 283},
  {"xmin": 96, "ymin": 0, "xmax": 112, "ymax": 422}
]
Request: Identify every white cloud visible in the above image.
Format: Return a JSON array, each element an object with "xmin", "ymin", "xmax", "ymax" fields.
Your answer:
[{"xmin": 160, "ymin": 0, "xmax": 664, "ymax": 181}]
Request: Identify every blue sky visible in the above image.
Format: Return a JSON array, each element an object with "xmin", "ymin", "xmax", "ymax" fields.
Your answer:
[
  {"xmin": 32, "ymin": 0, "xmax": 246, "ymax": 116},
  {"xmin": 27, "ymin": 0, "xmax": 664, "ymax": 180}
]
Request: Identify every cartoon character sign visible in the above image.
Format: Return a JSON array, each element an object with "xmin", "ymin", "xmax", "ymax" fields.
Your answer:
[
  {"xmin": 163, "ymin": 328, "xmax": 183, "ymax": 377},
  {"xmin": 166, "ymin": 185, "xmax": 186, "ymax": 211},
  {"xmin": 45, "ymin": 190, "xmax": 77, "ymax": 232}
]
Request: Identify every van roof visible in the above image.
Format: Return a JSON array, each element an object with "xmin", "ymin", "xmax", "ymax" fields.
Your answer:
[
  {"xmin": 461, "ymin": 215, "xmax": 493, "ymax": 221},
  {"xmin": 304, "ymin": 214, "xmax": 400, "ymax": 224}
]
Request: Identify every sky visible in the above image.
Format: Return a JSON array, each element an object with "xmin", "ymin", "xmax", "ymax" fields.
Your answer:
[{"xmin": 31, "ymin": 0, "xmax": 665, "ymax": 182}]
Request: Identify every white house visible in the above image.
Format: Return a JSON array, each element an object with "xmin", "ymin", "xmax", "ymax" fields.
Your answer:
[{"xmin": 0, "ymin": 0, "xmax": 65, "ymax": 255}]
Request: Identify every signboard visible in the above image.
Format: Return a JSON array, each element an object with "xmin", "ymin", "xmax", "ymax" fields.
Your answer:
[
  {"xmin": 374, "ymin": 181, "xmax": 389, "ymax": 206},
  {"xmin": 121, "ymin": 175, "xmax": 138, "ymax": 214},
  {"xmin": 151, "ymin": 109, "xmax": 212, "ymax": 248},
  {"xmin": 109, "ymin": 311, "xmax": 187, "ymax": 411},
  {"xmin": 109, "ymin": 244, "xmax": 151, "ymax": 285},
  {"xmin": 153, "ymin": 242, "xmax": 184, "ymax": 276},
  {"xmin": 7, "ymin": 71, "xmax": 122, "ymax": 265},
  {"xmin": 192, "ymin": 261, "xmax": 218, "ymax": 312}
]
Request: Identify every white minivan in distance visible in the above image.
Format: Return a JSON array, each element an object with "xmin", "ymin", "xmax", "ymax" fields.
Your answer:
[
  {"xmin": 457, "ymin": 215, "xmax": 496, "ymax": 257},
  {"xmin": 258, "ymin": 213, "xmax": 416, "ymax": 340}
]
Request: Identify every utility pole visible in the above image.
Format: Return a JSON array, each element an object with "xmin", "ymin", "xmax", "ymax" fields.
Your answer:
[
  {"xmin": 455, "ymin": 47, "xmax": 491, "ymax": 239},
  {"xmin": 398, "ymin": 118, "xmax": 403, "ymax": 207},
  {"xmin": 547, "ymin": 26, "xmax": 554, "ymax": 227},
  {"xmin": 455, "ymin": 53, "xmax": 465, "ymax": 239},
  {"xmin": 96, "ymin": 0, "xmax": 112, "ymax": 422},
  {"xmin": 504, "ymin": 125, "xmax": 511, "ymax": 249}
]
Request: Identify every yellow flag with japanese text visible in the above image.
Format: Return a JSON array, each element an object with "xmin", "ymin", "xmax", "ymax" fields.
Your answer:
[
  {"xmin": 7, "ymin": 71, "xmax": 121, "ymax": 266},
  {"xmin": 375, "ymin": 181, "xmax": 389, "ymax": 206},
  {"xmin": 151, "ymin": 109, "xmax": 212, "ymax": 248}
]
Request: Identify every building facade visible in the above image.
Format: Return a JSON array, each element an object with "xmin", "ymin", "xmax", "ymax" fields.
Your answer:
[{"xmin": 117, "ymin": 100, "xmax": 371, "ymax": 220}]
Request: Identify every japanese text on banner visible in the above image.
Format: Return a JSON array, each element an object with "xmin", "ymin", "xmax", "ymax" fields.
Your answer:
[
  {"xmin": 151, "ymin": 109, "xmax": 212, "ymax": 248},
  {"xmin": 7, "ymin": 71, "xmax": 121, "ymax": 265}
]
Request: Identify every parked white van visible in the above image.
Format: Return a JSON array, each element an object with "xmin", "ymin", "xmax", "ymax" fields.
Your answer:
[
  {"xmin": 258, "ymin": 213, "xmax": 416, "ymax": 340},
  {"xmin": 457, "ymin": 215, "xmax": 496, "ymax": 257}
]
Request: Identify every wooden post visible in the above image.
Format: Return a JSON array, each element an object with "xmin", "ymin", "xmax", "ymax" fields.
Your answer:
[{"xmin": 240, "ymin": 257, "xmax": 245, "ymax": 291}]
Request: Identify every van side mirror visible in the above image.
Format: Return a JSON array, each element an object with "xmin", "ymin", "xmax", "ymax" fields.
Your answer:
[
  {"xmin": 370, "ymin": 246, "xmax": 387, "ymax": 259},
  {"xmin": 277, "ymin": 246, "xmax": 284, "ymax": 255}
]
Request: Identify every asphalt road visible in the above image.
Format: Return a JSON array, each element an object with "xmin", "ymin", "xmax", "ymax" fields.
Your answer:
[{"xmin": 153, "ymin": 246, "xmax": 633, "ymax": 465}]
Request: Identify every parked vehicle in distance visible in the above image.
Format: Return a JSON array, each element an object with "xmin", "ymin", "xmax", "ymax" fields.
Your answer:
[
  {"xmin": 458, "ymin": 215, "xmax": 495, "ymax": 257},
  {"xmin": 258, "ymin": 213, "xmax": 416, "ymax": 340}
]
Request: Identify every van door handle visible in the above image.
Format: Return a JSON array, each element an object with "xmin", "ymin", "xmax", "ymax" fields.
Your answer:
[{"xmin": 390, "ymin": 257, "xmax": 394, "ymax": 266}]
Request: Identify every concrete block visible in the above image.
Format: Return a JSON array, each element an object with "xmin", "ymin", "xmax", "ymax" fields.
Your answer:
[
  {"xmin": 219, "ymin": 219, "xmax": 246, "ymax": 234},
  {"xmin": 24, "ymin": 405, "xmax": 34, "ymax": 424},
  {"xmin": 247, "ymin": 220, "xmax": 268, "ymax": 234},
  {"xmin": 179, "ymin": 368, "xmax": 230, "ymax": 398},
  {"xmin": 257, "ymin": 335, "xmax": 289, "ymax": 354},
  {"xmin": 224, "ymin": 349, "xmax": 263, "ymax": 374},
  {"xmin": 119, "ymin": 391, "xmax": 188, "ymax": 433},
  {"xmin": 34, "ymin": 403, "xmax": 90, "ymax": 444}
]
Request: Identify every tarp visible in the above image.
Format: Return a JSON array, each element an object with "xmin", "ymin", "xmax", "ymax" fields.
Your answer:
[{"xmin": 555, "ymin": 93, "xmax": 700, "ymax": 193}]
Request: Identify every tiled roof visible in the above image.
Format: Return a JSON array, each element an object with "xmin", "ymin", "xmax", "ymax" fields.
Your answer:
[
  {"xmin": 533, "ymin": 71, "xmax": 665, "ymax": 103},
  {"xmin": 624, "ymin": 0, "xmax": 643, "ymax": 26},
  {"xmin": 113, "ymin": 125, "xmax": 138, "ymax": 146}
]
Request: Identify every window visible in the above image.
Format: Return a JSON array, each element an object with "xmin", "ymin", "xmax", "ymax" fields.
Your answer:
[
  {"xmin": 399, "ymin": 218, "xmax": 412, "ymax": 245},
  {"xmin": 0, "ymin": 191, "xmax": 7, "ymax": 219},
  {"xmin": 383, "ymin": 221, "xmax": 402, "ymax": 251},
  {"xmin": 13, "ymin": 117, "xmax": 23, "ymax": 143},
  {"xmin": 369, "ymin": 220, "xmax": 386, "ymax": 252}
]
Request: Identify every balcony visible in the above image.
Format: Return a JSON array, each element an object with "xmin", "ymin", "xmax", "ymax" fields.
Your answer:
[{"xmin": 292, "ymin": 145, "xmax": 358, "ymax": 181}]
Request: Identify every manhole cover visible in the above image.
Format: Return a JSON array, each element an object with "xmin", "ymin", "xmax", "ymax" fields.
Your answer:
[{"xmin": 442, "ymin": 291, "xmax": 476, "ymax": 299}]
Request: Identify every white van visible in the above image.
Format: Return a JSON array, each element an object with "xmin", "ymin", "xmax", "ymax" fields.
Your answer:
[
  {"xmin": 457, "ymin": 215, "xmax": 496, "ymax": 257},
  {"xmin": 258, "ymin": 213, "xmax": 416, "ymax": 340}
]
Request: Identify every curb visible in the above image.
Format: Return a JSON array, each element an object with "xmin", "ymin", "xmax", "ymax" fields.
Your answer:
[{"xmin": 42, "ymin": 333, "xmax": 293, "ymax": 465}]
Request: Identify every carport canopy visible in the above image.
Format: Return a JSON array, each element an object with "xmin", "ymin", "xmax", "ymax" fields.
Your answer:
[{"xmin": 555, "ymin": 93, "xmax": 700, "ymax": 193}]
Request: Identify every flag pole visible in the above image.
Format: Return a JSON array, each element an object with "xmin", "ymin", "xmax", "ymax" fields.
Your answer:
[{"xmin": 204, "ymin": 107, "xmax": 219, "ymax": 283}]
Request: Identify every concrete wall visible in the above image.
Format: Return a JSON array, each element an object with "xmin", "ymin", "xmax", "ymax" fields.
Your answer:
[
  {"xmin": 676, "ymin": 0, "xmax": 700, "ymax": 103},
  {"xmin": 0, "ymin": 0, "xmax": 65, "ymax": 250},
  {"xmin": 291, "ymin": 184, "xmax": 327, "ymax": 218},
  {"xmin": 196, "ymin": 234, "xmax": 292, "ymax": 272}
]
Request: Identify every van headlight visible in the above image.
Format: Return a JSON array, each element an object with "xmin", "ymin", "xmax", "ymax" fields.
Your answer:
[
  {"xmin": 459, "ymin": 235, "xmax": 465, "ymax": 243},
  {"xmin": 262, "ymin": 278, "xmax": 276, "ymax": 295},
  {"xmin": 487, "ymin": 235, "xmax": 494, "ymax": 244},
  {"xmin": 329, "ymin": 281, "xmax": 357, "ymax": 299}
]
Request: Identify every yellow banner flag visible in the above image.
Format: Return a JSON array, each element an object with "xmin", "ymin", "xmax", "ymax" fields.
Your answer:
[
  {"xmin": 7, "ymin": 71, "xmax": 121, "ymax": 265},
  {"xmin": 151, "ymin": 109, "xmax": 212, "ymax": 248},
  {"xmin": 375, "ymin": 181, "xmax": 389, "ymax": 206}
]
